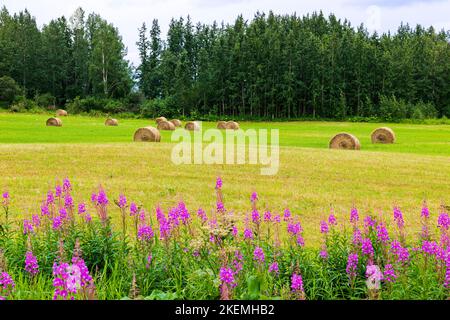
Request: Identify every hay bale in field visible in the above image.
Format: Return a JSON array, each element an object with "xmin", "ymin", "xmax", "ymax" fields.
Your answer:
[
  {"xmin": 185, "ymin": 121, "xmax": 200, "ymax": 131},
  {"xmin": 157, "ymin": 120, "xmax": 176, "ymax": 131},
  {"xmin": 56, "ymin": 109, "xmax": 68, "ymax": 117},
  {"xmin": 217, "ymin": 121, "xmax": 227, "ymax": 129},
  {"xmin": 225, "ymin": 121, "xmax": 240, "ymax": 130},
  {"xmin": 133, "ymin": 126, "xmax": 161, "ymax": 142},
  {"xmin": 371, "ymin": 127, "xmax": 396, "ymax": 144},
  {"xmin": 46, "ymin": 117, "xmax": 62, "ymax": 127},
  {"xmin": 170, "ymin": 119, "xmax": 182, "ymax": 127},
  {"xmin": 155, "ymin": 117, "xmax": 167, "ymax": 124},
  {"xmin": 329, "ymin": 133, "xmax": 360, "ymax": 150},
  {"xmin": 105, "ymin": 118, "xmax": 119, "ymax": 126}
]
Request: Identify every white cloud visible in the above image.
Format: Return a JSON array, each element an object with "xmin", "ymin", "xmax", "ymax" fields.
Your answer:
[{"xmin": 2, "ymin": 0, "xmax": 450, "ymax": 66}]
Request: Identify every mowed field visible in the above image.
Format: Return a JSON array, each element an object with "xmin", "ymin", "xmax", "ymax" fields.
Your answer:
[{"xmin": 0, "ymin": 112, "xmax": 449, "ymax": 245}]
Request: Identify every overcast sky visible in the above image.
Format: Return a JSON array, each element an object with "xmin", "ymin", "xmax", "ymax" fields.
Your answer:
[{"xmin": 2, "ymin": 0, "xmax": 450, "ymax": 66}]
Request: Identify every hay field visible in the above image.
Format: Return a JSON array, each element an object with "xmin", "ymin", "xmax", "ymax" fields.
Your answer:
[{"xmin": 0, "ymin": 112, "xmax": 449, "ymax": 245}]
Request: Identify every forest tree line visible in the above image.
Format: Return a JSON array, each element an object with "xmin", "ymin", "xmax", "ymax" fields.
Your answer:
[{"xmin": 1, "ymin": 6, "xmax": 450, "ymax": 120}]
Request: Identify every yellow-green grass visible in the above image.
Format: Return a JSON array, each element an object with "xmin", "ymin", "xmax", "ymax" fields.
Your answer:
[
  {"xmin": 1, "ymin": 112, "xmax": 450, "ymax": 156},
  {"xmin": 1, "ymin": 141, "xmax": 449, "ymax": 245}
]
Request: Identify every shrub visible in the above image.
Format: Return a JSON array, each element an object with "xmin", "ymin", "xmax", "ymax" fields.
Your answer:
[{"xmin": 0, "ymin": 76, "xmax": 22, "ymax": 105}]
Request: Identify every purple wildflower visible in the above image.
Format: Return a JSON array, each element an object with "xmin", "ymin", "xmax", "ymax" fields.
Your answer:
[
  {"xmin": 328, "ymin": 213, "xmax": 337, "ymax": 226},
  {"xmin": 62, "ymin": 178, "xmax": 71, "ymax": 192},
  {"xmin": 23, "ymin": 219, "xmax": 34, "ymax": 235},
  {"xmin": 118, "ymin": 194, "xmax": 127, "ymax": 209},
  {"xmin": 268, "ymin": 262, "xmax": 279, "ymax": 274},
  {"xmin": 25, "ymin": 251, "xmax": 39, "ymax": 276},
  {"xmin": 319, "ymin": 249, "xmax": 328, "ymax": 259},
  {"xmin": 197, "ymin": 208, "xmax": 207, "ymax": 223},
  {"xmin": 138, "ymin": 225, "xmax": 154, "ymax": 241},
  {"xmin": 55, "ymin": 185, "xmax": 62, "ymax": 198},
  {"xmin": 438, "ymin": 212, "xmax": 449, "ymax": 230},
  {"xmin": 215, "ymin": 177, "xmax": 222, "ymax": 190},
  {"xmin": 41, "ymin": 203, "xmax": 49, "ymax": 216},
  {"xmin": 361, "ymin": 238, "xmax": 374, "ymax": 257},
  {"xmin": 250, "ymin": 192, "xmax": 258, "ymax": 203},
  {"xmin": 364, "ymin": 216, "xmax": 376, "ymax": 229},
  {"xmin": 32, "ymin": 214, "xmax": 41, "ymax": 228},
  {"xmin": 421, "ymin": 204, "xmax": 430, "ymax": 219},
  {"xmin": 383, "ymin": 264, "xmax": 397, "ymax": 283},
  {"xmin": 283, "ymin": 208, "xmax": 291, "ymax": 221},
  {"xmin": 376, "ymin": 223, "xmax": 390, "ymax": 244},
  {"xmin": 52, "ymin": 216, "xmax": 63, "ymax": 231},
  {"xmin": 291, "ymin": 273, "xmax": 304, "ymax": 292},
  {"xmin": 350, "ymin": 207, "xmax": 359, "ymax": 224},
  {"xmin": 352, "ymin": 228, "xmax": 362, "ymax": 246},
  {"xmin": 232, "ymin": 225, "xmax": 238, "ymax": 237},
  {"xmin": 243, "ymin": 228, "xmax": 253, "ymax": 240},
  {"xmin": 253, "ymin": 247, "xmax": 265, "ymax": 263},
  {"xmin": 64, "ymin": 194, "xmax": 73, "ymax": 209},
  {"xmin": 264, "ymin": 211, "xmax": 272, "ymax": 222},
  {"xmin": 78, "ymin": 203, "xmax": 86, "ymax": 215},
  {"xmin": 46, "ymin": 191, "xmax": 54, "ymax": 205},
  {"xmin": 130, "ymin": 202, "xmax": 138, "ymax": 216},
  {"xmin": 296, "ymin": 235, "xmax": 305, "ymax": 247},
  {"xmin": 346, "ymin": 253, "xmax": 359, "ymax": 279},
  {"xmin": 251, "ymin": 209, "xmax": 260, "ymax": 224},
  {"xmin": 219, "ymin": 267, "xmax": 235, "ymax": 285},
  {"xmin": 393, "ymin": 207, "xmax": 405, "ymax": 229},
  {"xmin": 320, "ymin": 220, "xmax": 329, "ymax": 234}
]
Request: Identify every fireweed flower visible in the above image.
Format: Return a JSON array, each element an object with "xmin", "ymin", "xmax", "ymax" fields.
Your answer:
[
  {"xmin": 41, "ymin": 203, "xmax": 49, "ymax": 216},
  {"xmin": 283, "ymin": 208, "xmax": 291, "ymax": 221},
  {"xmin": 444, "ymin": 251, "xmax": 450, "ymax": 288},
  {"xmin": 78, "ymin": 203, "xmax": 86, "ymax": 215},
  {"xmin": 197, "ymin": 208, "xmax": 208, "ymax": 223},
  {"xmin": 84, "ymin": 213, "xmax": 92, "ymax": 223},
  {"xmin": 352, "ymin": 228, "xmax": 362, "ymax": 246},
  {"xmin": 215, "ymin": 177, "xmax": 222, "ymax": 190},
  {"xmin": 438, "ymin": 212, "xmax": 449, "ymax": 230},
  {"xmin": 2, "ymin": 191, "xmax": 9, "ymax": 206},
  {"xmin": 46, "ymin": 191, "xmax": 54, "ymax": 205},
  {"xmin": 62, "ymin": 178, "xmax": 71, "ymax": 192},
  {"xmin": 393, "ymin": 207, "xmax": 405, "ymax": 229},
  {"xmin": 364, "ymin": 216, "xmax": 376, "ymax": 230},
  {"xmin": 376, "ymin": 223, "xmax": 390, "ymax": 244},
  {"xmin": 23, "ymin": 219, "xmax": 34, "ymax": 235},
  {"xmin": 55, "ymin": 185, "xmax": 62, "ymax": 198},
  {"xmin": 216, "ymin": 201, "xmax": 225, "ymax": 213},
  {"xmin": 0, "ymin": 272, "xmax": 15, "ymax": 299},
  {"xmin": 361, "ymin": 238, "xmax": 374, "ymax": 257},
  {"xmin": 250, "ymin": 192, "xmax": 258, "ymax": 203},
  {"xmin": 32, "ymin": 214, "xmax": 41, "ymax": 228},
  {"xmin": 118, "ymin": 194, "xmax": 127, "ymax": 208},
  {"xmin": 146, "ymin": 254, "xmax": 152, "ymax": 269},
  {"xmin": 232, "ymin": 225, "xmax": 238, "ymax": 237},
  {"xmin": 25, "ymin": 251, "xmax": 39, "ymax": 276},
  {"xmin": 178, "ymin": 202, "xmax": 190, "ymax": 224},
  {"xmin": 130, "ymin": 203, "xmax": 138, "ymax": 216},
  {"xmin": 243, "ymin": 228, "xmax": 253, "ymax": 240},
  {"xmin": 346, "ymin": 253, "xmax": 359, "ymax": 279},
  {"xmin": 96, "ymin": 189, "xmax": 109, "ymax": 206},
  {"xmin": 328, "ymin": 213, "xmax": 337, "ymax": 226},
  {"xmin": 319, "ymin": 248, "xmax": 328, "ymax": 260},
  {"xmin": 350, "ymin": 207, "xmax": 359, "ymax": 225},
  {"xmin": 287, "ymin": 222, "xmax": 303, "ymax": 236},
  {"xmin": 52, "ymin": 216, "xmax": 63, "ymax": 231},
  {"xmin": 219, "ymin": 267, "xmax": 235, "ymax": 285},
  {"xmin": 273, "ymin": 214, "xmax": 281, "ymax": 223},
  {"xmin": 390, "ymin": 240, "xmax": 410, "ymax": 263},
  {"xmin": 251, "ymin": 209, "xmax": 260, "ymax": 224},
  {"xmin": 383, "ymin": 264, "xmax": 397, "ymax": 283},
  {"xmin": 253, "ymin": 247, "xmax": 265, "ymax": 263},
  {"xmin": 421, "ymin": 204, "xmax": 430, "ymax": 219},
  {"xmin": 320, "ymin": 220, "xmax": 329, "ymax": 234},
  {"xmin": 268, "ymin": 262, "xmax": 279, "ymax": 274},
  {"xmin": 64, "ymin": 194, "xmax": 73, "ymax": 209},
  {"xmin": 59, "ymin": 207, "xmax": 68, "ymax": 220},
  {"xmin": 264, "ymin": 211, "xmax": 272, "ymax": 222},
  {"xmin": 296, "ymin": 235, "xmax": 305, "ymax": 247},
  {"xmin": 137, "ymin": 225, "xmax": 154, "ymax": 242},
  {"xmin": 291, "ymin": 273, "xmax": 304, "ymax": 293}
]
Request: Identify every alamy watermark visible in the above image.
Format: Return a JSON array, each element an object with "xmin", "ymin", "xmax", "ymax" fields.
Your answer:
[{"xmin": 170, "ymin": 122, "xmax": 279, "ymax": 175}]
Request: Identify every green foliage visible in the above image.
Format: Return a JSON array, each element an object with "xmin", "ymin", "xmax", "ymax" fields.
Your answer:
[{"xmin": 0, "ymin": 76, "xmax": 22, "ymax": 104}]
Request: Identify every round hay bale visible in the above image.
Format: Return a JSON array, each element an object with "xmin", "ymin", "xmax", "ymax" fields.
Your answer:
[
  {"xmin": 56, "ymin": 109, "xmax": 68, "ymax": 117},
  {"xmin": 225, "ymin": 121, "xmax": 240, "ymax": 130},
  {"xmin": 329, "ymin": 133, "xmax": 360, "ymax": 150},
  {"xmin": 157, "ymin": 120, "xmax": 176, "ymax": 131},
  {"xmin": 217, "ymin": 121, "xmax": 227, "ymax": 129},
  {"xmin": 155, "ymin": 117, "xmax": 167, "ymax": 124},
  {"xmin": 371, "ymin": 127, "xmax": 395, "ymax": 144},
  {"xmin": 133, "ymin": 126, "xmax": 161, "ymax": 142},
  {"xmin": 105, "ymin": 118, "xmax": 119, "ymax": 126},
  {"xmin": 170, "ymin": 119, "xmax": 182, "ymax": 127},
  {"xmin": 46, "ymin": 117, "xmax": 62, "ymax": 127},
  {"xmin": 185, "ymin": 121, "xmax": 200, "ymax": 131}
]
